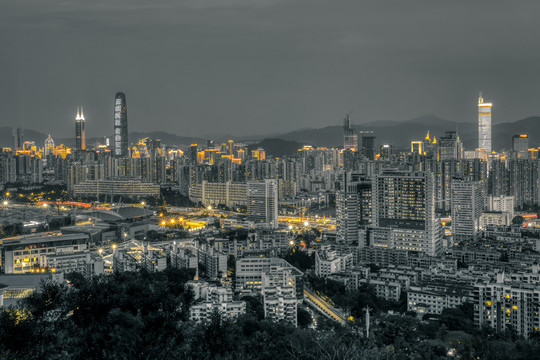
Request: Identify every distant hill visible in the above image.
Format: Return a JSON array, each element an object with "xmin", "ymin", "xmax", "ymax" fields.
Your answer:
[
  {"xmin": 3, "ymin": 115, "xmax": 540, "ymax": 151},
  {"xmin": 271, "ymin": 115, "xmax": 540, "ymax": 150},
  {"xmin": 0, "ymin": 127, "xmax": 49, "ymax": 148},
  {"xmin": 247, "ymin": 138, "xmax": 307, "ymax": 157},
  {"xmin": 0, "ymin": 128, "xmax": 205, "ymax": 148}
]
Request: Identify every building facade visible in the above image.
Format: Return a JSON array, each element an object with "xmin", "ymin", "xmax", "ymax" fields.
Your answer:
[
  {"xmin": 114, "ymin": 92, "xmax": 128, "ymax": 157},
  {"xmin": 478, "ymin": 93, "xmax": 492, "ymax": 153}
]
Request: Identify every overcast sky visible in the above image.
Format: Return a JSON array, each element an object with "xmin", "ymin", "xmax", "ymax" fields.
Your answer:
[{"xmin": 1, "ymin": 0, "xmax": 540, "ymax": 139}]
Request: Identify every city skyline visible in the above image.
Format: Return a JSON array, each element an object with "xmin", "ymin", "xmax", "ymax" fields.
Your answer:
[
  {"xmin": 2, "ymin": 1, "xmax": 540, "ymax": 138},
  {"xmin": 4, "ymin": 1, "xmax": 540, "ymax": 359}
]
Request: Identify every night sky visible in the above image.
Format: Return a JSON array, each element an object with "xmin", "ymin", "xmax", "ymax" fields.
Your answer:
[{"xmin": 1, "ymin": 0, "xmax": 540, "ymax": 138}]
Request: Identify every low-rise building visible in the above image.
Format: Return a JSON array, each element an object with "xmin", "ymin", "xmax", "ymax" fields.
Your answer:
[
  {"xmin": 263, "ymin": 286, "xmax": 298, "ymax": 327},
  {"xmin": 236, "ymin": 257, "xmax": 303, "ymax": 298},
  {"xmin": 72, "ymin": 179, "xmax": 160, "ymax": 197},
  {"xmin": 315, "ymin": 245, "xmax": 353, "ymax": 277},
  {"xmin": 407, "ymin": 285, "xmax": 467, "ymax": 315},
  {"xmin": 187, "ymin": 281, "xmax": 246, "ymax": 323},
  {"xmin": 1, "ymin": 232, "xmax": 89, "ymax": 274},
  {"xmin": 358, "ymin": 277, "xmax": 401, "ymax": 302}
]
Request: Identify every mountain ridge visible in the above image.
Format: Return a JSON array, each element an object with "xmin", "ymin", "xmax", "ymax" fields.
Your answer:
[{"xmin": 2, "ymin": 115, "xmax": 539, "ymax": 154}]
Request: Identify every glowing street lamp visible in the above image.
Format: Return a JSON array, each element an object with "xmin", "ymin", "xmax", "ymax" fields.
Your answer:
[
  {"xmin": 2, "ymin": 201, "xmax": 8, "ymax": 206},
  {"xmin": 98, "ymin": 248, "xmax": 103, "ymax": 255}
]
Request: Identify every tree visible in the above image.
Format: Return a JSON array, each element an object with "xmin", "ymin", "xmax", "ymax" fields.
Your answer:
[{"xmin": 297, "ymin": 306, "xmax": 312, "ymax": 328}]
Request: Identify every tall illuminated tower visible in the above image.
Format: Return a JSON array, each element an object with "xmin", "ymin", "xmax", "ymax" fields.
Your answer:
[
  {"xmin": 75, "ymin": 106, "xmax": 86, "ymax": 151},
  {"xmin": 114, "ymin": 92, "xmax": 128, "ymax": 157},
  {"xmin": 478, "ymin": 92, "xmax": 492, "ymax": 153}
]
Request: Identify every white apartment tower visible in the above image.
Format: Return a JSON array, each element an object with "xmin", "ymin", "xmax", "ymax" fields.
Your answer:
[
  {"xmin": 451, "ymin": 178, "xmax": 484, "ymax": 242},
  {"xmin": 247, "ymin": 179, "xmax": 279, "ymax": 229}
]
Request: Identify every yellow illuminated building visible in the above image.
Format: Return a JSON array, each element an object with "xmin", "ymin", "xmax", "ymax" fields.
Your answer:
[{"xmin": 478, "ymin": 92, "xmax": 493, "ymax": 153}]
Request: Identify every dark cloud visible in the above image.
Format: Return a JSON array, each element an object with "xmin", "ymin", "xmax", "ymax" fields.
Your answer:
[{"xmin": 1, "ymin": 0, "xmax": 539, "ymax": 140}]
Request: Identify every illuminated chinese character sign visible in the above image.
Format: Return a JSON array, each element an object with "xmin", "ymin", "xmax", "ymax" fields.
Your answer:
[{"xmin": 114, "ymin": 92, "xmax": 128, "ymax": 157}]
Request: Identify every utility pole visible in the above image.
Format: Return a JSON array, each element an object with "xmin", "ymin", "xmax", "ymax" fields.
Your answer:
[{"xmin": 364, "ymin": 306, "xmax": 372, "ymax": 338}]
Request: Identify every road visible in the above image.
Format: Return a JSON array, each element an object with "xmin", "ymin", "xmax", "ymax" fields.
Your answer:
[{"xmin": 303, "ymin": 288, "xmax": 346, "ymax": 324}]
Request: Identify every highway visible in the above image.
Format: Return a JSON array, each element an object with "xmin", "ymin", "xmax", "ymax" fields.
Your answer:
[{"xmin": 303, "ymin": 288, "xmax": 346, "ymax": 324}]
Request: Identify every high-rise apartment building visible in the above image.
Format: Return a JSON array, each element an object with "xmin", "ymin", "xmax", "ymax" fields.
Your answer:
[
  {"xmin": 508, "ymin": 159, "xmax": 539, "ymax": 209},
  {"xmin": 451, "ymin": 178, "xmax": 484, "ymax": 242},
  {"xmin": 114, "ymin": 92, "xmax": 128, "ymax": 157},
  {"xmin": 247, "ymin": 179, "xmax": 278, "ymax": 228},
  {"xmin": 478, "ymin": 92, "xmax": 492, "ymax": 153},
  {"xmin": 512, "ymin": 134, "xmax": 529, "ymax": 159},
  {"xmin": 475, "ymin": 279, "xmax": 540, "ymax": 338},
  {"xmin": 75, "ymin": 106, "xmax": 86, "ymax": 151},
  {"xmin": 486, "ymin": 195, "xmax": 514, "ymax": 218},
  {"xmin": 372, "ymin": 170, "xmax": 442, "ymax": 255},
  {"xmin": 336, "ymin": 172, "xmax": 371, "ymax": 244},
  {"xmin": 438, "ymin": 131, "xmax": 463, "ymax": 160}
]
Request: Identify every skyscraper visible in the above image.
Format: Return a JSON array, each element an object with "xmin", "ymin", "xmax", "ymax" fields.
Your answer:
[
  {"xmin": 336, "ymin": 172, "xmax": 372, "ymax": 244},
  {"xmin": 75, "ymin": 106, "xmax": 86, "ymax": 151},
  {"xmin": 361, "ymin": 135, "xmax": 376, "ymax": 160},
  {"xmin": 12, "ymin": 128, "xmax": 23, "ymax": 151},
  {"xmin": 247, "ymin": 179, "xmax": 278, "ymax": 229},
  {"xmin": 451, "ymin": 178, "xmax": 483, "ymax": 242},
  {"xmin": 372, "ymin": 170, "xmax": 442, "ymax": 255},
  {"xmin": 44, "ymin": 135, "xmax": 55, "ymax": 156},
  {"xmin": 478, "ymin": 92, "xmax": 492, "ymax": 153},
  {"xmin": 114, "ymin": 92, "xmax": 128, "ymax": 157},
  {"xmin": 439, "ymin": 131, "xmax": 463, "ymax": 160},
  {"xmin": 343, "ymin": 114, "xmax": 358, "ymax": 151}
]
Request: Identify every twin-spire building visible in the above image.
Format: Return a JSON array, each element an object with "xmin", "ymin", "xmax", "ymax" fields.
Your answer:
[{"xmin": 73, "ymin": 91, "xmax": 128, "ymax": 156}]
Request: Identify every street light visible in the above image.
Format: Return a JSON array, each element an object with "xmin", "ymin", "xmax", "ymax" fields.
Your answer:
[
  {"xmin": 141, "ymin": 201, "xmax": 145, "ymax": 206},
  {"xmin": 2, "ymin": 201, "xmax": 8, "ymax": 206},
  {"xmin": 98, "ymin": 248, "xmax": 103, "ymax": 255},
  {"xmin": 112, "ymin": 244, "xmax": 117, "ymax": 250},
  {"xmin": 304, "ymin": 221, "xmax": 309, "ymax": 227},
  {"xmin": 288, "ymin": 225, "xmax": 293, "ymax": 230}
]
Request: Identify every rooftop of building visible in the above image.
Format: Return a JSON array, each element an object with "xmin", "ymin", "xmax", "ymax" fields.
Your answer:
[{"xmin": 1, "ymin": 232, "xmax": 88, "ymax": 246}]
